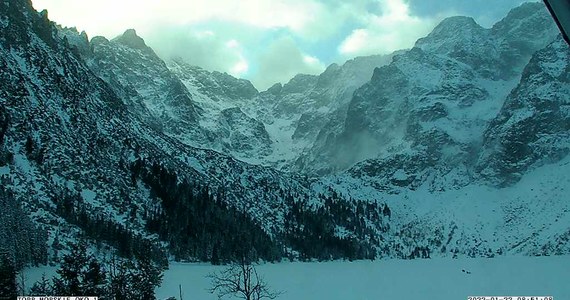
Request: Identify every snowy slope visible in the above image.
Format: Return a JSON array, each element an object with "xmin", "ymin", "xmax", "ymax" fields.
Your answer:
[
  {"xmin": 300, "ymin": 2, "xmax": 560, "ymax": 179},
  {"xmin": 254, "ymin": 54, "xmax": 398, "ymax": 170},
  {"xmin": 3, "ymin": 0, "xmax": 570, "ymax": 266},
  {"xmin": 69, "ymin": 29, "xmax": 397, "ymax": 169},
  {"xmin": 164, "ymin": 51, "xmax": 397, "ymax": 169},
  {"xmin": 61, "ymin": 27, "xmax": 275, "ymax": 163},
  {"xmin": 476, "ymin": 37, "xmax": 570, "ymax": 186},
  {"xmin": 1, "ymin": 0, "xmax": 380, "ymax": 262},
  {"xmin": 316, "ymin": 147, "xmax": 570, "ymax": 258},
  {"xmin": 166, "ymin": 59, "xmax": 273, "ymax": 163}
]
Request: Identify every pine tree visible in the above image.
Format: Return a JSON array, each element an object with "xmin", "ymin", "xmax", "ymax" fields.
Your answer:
[
  {"xmin": 0, "ymin": 185, "xmax": 48, "ymax": 270},
  {"xmin": 24, "ymin": 136, "xmax": 34, "ymax": 157},
  {"xmin": 132, "ymin": 256, "xmax": 163, "ymax": 300},
  {"xmin": 53, "ymin": 243, "xmax": 87, "ymax": 295},
  {"xmin": 52, "ymin": 241, "xmax": 106, "ymax": 297},
  {"xmin": 83, "ymin": 259, "xmax": 106, "ymax": 296},
  {"xmin": 30, "ymin": 273, "xmax": 52, "ymax": 296},
  {"xmin": 211, "ymin": 243, "xmax": 220, "ymax": 265},
  {"xmin": 105, "ymin": 256, "xmax": 163, "ymax": 300},
  {"xmin": 383, "ymin": 204, "xmax": 391, "ymax": 218},
  {"xmin": 0, "ymin": 255, "xmax": 17, "ymax": 299},
  {"xmin": 106, "ymin": 257, "xmax": 132, "ymax": 300}
]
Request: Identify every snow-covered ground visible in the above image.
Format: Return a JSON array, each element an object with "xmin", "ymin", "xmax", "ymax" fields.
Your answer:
[
  {"xmin": 21, "ymin": 256, "xmax": 569, "ymax": 299},
  {"xmin": 315, "ymin": 154, "xmax": 570, "ymax": 256},
  {"xmin": 156, "ymin": 256, "xmax": 570, "ymax": 300}
]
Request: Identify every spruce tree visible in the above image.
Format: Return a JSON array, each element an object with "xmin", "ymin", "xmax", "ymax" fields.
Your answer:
[
  {"xmin": 106, "ymin": 257, "xmax": 132, "ymax": 300},
  {"xmin": 83, "ymin": 259, "xmax": 106, "ymax": 296},
  {"xmin": 132, "ymin": 256, "xmax": 163, "ymax": 300},
  {"xmin": 105, "ymin": 256, "xmax": 163, "ymax": 300},
  {"xmin": 52, "ymin": 243, "xmax": 87, "ymax": 295},
  {"xmin": 383, "ymin": 205, "xmax": 391, "ymax": 218},
  {"xmin": 52, "ymin": 241, "xmax": 106, "ymax": 297},
  {"xmin": 0, "ymin": 255, "xmax": 17, "ymax": 299},
  {"xmin": 30, "ymin": 273, "xmax": 53, "ymax": 296}
]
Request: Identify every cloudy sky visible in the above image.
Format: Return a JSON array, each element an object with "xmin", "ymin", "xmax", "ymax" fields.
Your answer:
[{"xmin": 32, "ymin": 0, "xmax": 531, "ymax": 90}]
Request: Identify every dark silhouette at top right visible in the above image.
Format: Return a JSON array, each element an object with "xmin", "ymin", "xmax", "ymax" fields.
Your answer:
[{"xmin": 544, "ymin": 0, "xmax": 570, "ymax": 44}]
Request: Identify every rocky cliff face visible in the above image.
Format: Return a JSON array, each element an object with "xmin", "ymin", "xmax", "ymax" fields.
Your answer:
[
  {"xmin": 2, "ymin": 0, "xmax": 570, "ymax": 262},
  {"xmin": 166, "ymin": 59, "xmax": 273, "ymax": 161},
  {"xmin": 60, "ymin": 23, "xmax": 398, "ymax": 169},
  {"xmin": 298, "ymin": 2, "xmax": 561, "ymax": 186},
  {"xmin": 58, "ymin": 27, "xmax": 275, "ymax": 162},
  {"xmin": 476, "ymin": 37, "xmax": 570, "ymax": 186},
  {"xmin": 303, "ymin": 4, "xmax": 570, "ymax": 258},
  {"xmin": 310, "ymin": 35, "xmax": 570, "ymax": 259},
  {"xmin": 1, "ymin": 0, "xmax": 384, "ymax": 262},
  {"xmin": 252, "ymin": 53, "xmax": 397, "ymax": 169}
]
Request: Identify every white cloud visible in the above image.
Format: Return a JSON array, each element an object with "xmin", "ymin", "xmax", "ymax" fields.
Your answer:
[
  {"xmin": 33, "ymin": 0, "xmax": 157, "ymax": 38},
  {"xmin": 143, "ymin": 26, "xmax": 250, "ymax": 77},
  {"xmin": 143, "ymin": 27, "xmax": 324, "ymax": 89},
  {"xmin": 196, "ymin": 30, "xmax": 215, "ymax": 38},
  {"xmin": 252, "ymin": 36, "xmax": 326, "ymax": 90},
  {"xmin": 226, "ymin": 39, "xmax": 240, "ymax": 49},
  {"xmin": 31, "ymin": 0, "xmax": 457, "ymax": 90},
  {"xmin": 33, "ymin": 0, "xmax": 383, "ymax": 43},
  {"xmin": 339, "ymin": 29, "xmax": 369, "ymax": 54},
  {"xmin": 339, "ymin": 0, "xmax": 441, "ymax": 56},
  {"xmin": 303, "ymin": 55, "xmax": 320, "ymax": 64},
  {"xmin": 31, "ymin": 0, "xmax": 344, "ymax": 88},
  {"xmin": 32, "ymin": 0, "xmax": 327, "ymax": 39},
  {"xmin": 230, "ymin": 60, "xmax": 249, "ymax": 76}
]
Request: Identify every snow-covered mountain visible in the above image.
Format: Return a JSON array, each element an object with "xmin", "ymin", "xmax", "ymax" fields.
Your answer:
[
  {"xmin": 476, "ymin": 37, "xmax": 570, "ymax": 186},
  {"xmin": 312, "ymin": 36, "xmax": 570, "ymax": 257},
  {"xmin": 311, "ymin": 4, "xmax": 570, "ymax": 257},
  {"xmin": 1, "ymin": 0, "xmax": 569, "ymax": 267},
  {"xmin": 59, "ymin": 27, "xmax": 275, "ymax": 162},
  {"xmin": 298, "ymin": 2, "xmax": 561, "ymax": 181},
  {"xmin": 57, "ymin": 27, "xmax": 397, "ymax": 168},
  {"xmin": 251, "ymin": 53, "xmax": 399, "ymax": 169},
  {"xmin": 166, "ymin": 58, "xmax": 273, "ymax": 161},
  {"xmin": 56, "ymin": 17, "xmax": 404, "ymax": 170},
  {"xmin": 1, "ymin": 0, "xmax": 392, "ymax": 264}
]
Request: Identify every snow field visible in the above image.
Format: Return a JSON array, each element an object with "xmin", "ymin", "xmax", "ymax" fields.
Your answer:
[{"xmin": 155, "ymin": 255, "xmax": 570, "ymax": 300}]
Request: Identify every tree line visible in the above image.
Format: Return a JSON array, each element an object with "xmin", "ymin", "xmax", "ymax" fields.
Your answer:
[
  {"xmin": 282, "ymin": 190, "xmax": 390, "ymax": 261},
  {"xmin": 27, "ymin": 241, "xmax": 163, "ymax": 299},
  {"xmin": 51, "ymin": 187, "xmax": 168, "ymax": 266},
  {"xmin": 0, "ymin": 183, "xmax": 48, "ymax": 269},
  {"xmin": 0, "ymin": 181, "xmax": 49, "ymax": 298},
  {"xmin": 131, "ymin": 158, "xmax": 392, "ymax": 263},
  {"xmin": 132, "ymin": 159, "xmax": 281, "ymax": 264}
]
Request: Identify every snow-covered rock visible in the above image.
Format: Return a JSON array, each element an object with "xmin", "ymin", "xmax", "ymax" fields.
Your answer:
[
  {"xmin": 476, "ymin": 36, "xmax": 570, "ymax": 186},
  {"xmin": 299, "ymin": 2, "xmax": 560, "ymax": 184},
  {"xmin": 2, "ymin": 0, "xmax": 569, "ymax": 263}
]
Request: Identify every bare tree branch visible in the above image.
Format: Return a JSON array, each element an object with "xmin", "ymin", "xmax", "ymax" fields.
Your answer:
[{"xmin": 208, "ymin": 261, "xmax": 283, "ymax": 300}]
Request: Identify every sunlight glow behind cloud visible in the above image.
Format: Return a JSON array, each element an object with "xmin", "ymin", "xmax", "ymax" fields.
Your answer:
[
  {"xmin": 32, "ymin": 0, "xmax": 529, "ymax": 90},
  {"xmin": 339, "ymin": 0, "xmax": 439, "ymax": 56}
]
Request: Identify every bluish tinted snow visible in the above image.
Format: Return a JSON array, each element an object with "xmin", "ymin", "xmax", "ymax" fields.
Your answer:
[{"xmin": 155, "ymin": 256, "xmax": 570, "ymax": 300}]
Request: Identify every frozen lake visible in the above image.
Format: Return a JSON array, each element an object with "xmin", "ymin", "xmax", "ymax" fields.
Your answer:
[{"xmin": 156, "ymin": 255, "xmax": 570, "ymax": 300}]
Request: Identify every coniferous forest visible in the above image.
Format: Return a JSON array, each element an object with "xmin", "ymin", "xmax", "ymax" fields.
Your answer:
[
  {"xmin": 0, "ymin": 153, "xmax": 393, "ymax": 298},
  {"xmin": 131, "ymin": 158, "xmax": 391, "ymax": 263},
  {"xmin": 5, "ymin": 0, "xmax": 567, "ymax": 298}
]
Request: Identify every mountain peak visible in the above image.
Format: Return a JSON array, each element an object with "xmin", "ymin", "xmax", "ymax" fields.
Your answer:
[
  {"xmin": 499, "ymin": 2, "xmax": 546, "ymax": 23},
  {"xmin": 492, "ymin": 2, "xmax": 555, "ymax": 38},
  {"xmin": 281, "ymin": 74, "xmax": 318, "ymax": 94},
  {"xmin": 113, "ymin": 28, "xmax": 148, "ymax": 50},
  {"xmin": 426, "ymin": 16, "xmax": 483, "ymax": 39},
  {"xmin": 414, "ymin": 16, "xmax": 487, "ymax": 55},
  {"xmin": 439, "ymin": 15, "xmax": 478, "ymax": 26}
]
